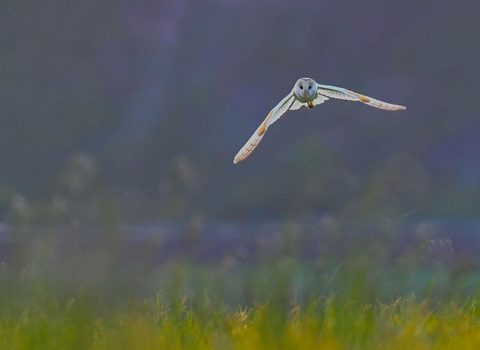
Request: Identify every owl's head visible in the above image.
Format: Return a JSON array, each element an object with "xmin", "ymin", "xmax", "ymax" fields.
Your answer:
[{"xmin": 294, "ymin": 78, "xmax": 317, "ymax": 102}]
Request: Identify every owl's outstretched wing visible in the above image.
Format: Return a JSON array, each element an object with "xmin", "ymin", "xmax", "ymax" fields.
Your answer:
[
  {"xmin": 233, "ymin": 92, "xmax": 295, "ymax": 164},
  {"xmin": 316, "ymin": 84, "xmax": 406, "ymax": 111}
]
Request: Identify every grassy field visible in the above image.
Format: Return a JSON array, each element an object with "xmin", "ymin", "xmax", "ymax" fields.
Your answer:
[
  {"xmin": 5, "ymin": 291, "xmax": 480, "ymax": 350},
  {"xmin": 0, "ymin": 260, "xmax": 480, "ymax": 350},
  {"xmin": 1, "ymin": 222, "xmax": 479, "ymax": 349}
]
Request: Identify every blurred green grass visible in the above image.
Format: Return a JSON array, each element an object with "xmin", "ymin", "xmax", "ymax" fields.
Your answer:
[
  {"xmin": 0, "ymin": 257, "xmax": 480, "ymax": 349},
  {"xmin": 0, "ymin": 220, "xmax": 478, "ymax": 348}
]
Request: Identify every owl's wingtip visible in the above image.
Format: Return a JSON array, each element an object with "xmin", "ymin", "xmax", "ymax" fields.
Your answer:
[{"xmin": 392, "ymin": 105, "xmax": 406, "ymax": 111}]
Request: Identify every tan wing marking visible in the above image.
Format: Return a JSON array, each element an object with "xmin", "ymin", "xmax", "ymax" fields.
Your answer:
[
  {"xmin": 346, "ymin": 90, "xmax": 370, "ymax": 103},
  {"xmin": 257, "ymin": 110, "xmax": 272, "ymax": 136},
  {"xmin": 233, "ymin": 111, "xmax": 272, "ymax": 164},
  {"xmin": 317, "ymin": 83, "xmax": 406, "ymax": 111}
]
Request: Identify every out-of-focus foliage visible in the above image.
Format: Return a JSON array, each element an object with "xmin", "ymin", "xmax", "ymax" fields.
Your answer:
[
  {"xmin": 1, "ymin": 0, "xmax": 480, "ymax": 225},
  {"xmin": 0, "ymin": 226, "xmax": 480, "ymax": 349},
  {"xmin": 3, "ymin": 288, "xmax": 480, "ymax": 349},
  {"xmin": 0, "ymin": 216, "xmax": 477, "ymax": 348},
  {"xmin": 2, "ymin": 220, "xmax": 476, "ymax": 301}
]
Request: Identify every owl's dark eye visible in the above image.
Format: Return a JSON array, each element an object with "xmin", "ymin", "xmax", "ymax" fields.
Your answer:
[
  {"xmin": 299, "ymin": 85, "xmax": 303, "ymax": 89},
  {"xmin": 308, "ymin": 84, "xmax": 312, "ymax": 89}
]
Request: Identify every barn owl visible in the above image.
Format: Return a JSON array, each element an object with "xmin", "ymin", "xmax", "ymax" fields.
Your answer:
[{"xmin": 233, "ymin": 77, "xmax": 406, "ymax": 164}]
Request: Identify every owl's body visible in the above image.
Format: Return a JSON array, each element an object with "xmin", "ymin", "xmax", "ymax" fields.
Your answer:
[{"xmin": 233, "ymin": 77, "xmax": 405, "ymax": 164}]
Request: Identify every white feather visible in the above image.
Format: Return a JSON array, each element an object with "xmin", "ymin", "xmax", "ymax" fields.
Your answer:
[
  {"xmin": 289, "ymin": 99, "xmax": 305, "ymax": 110},
  {"xmin": 233, "ymin": 92, "xmax": 294, "ymax": 164},
  {"xmin": 317, "ymin": 83, "xmax": 406, "ymax": 111}
]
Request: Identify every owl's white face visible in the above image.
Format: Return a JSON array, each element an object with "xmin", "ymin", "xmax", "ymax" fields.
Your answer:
[{"xmin": 293, "ymin": 78, "xmax": 317, "ymax": 102}]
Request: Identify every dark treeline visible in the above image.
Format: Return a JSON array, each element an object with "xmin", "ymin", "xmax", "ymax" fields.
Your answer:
[{"xmin": 1, "ymin": 0, "xmax": 480, "ymax": 228}]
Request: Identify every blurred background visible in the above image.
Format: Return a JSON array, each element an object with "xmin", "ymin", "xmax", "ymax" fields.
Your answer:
[{"xmin": 0, "ymin": 0, "xmax": 480, "ymax": 304}]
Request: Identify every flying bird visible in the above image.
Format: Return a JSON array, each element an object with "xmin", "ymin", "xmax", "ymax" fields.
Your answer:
[{"xmin": 233, "ymin": 77, "xmax": 406, "ymax": 164}]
